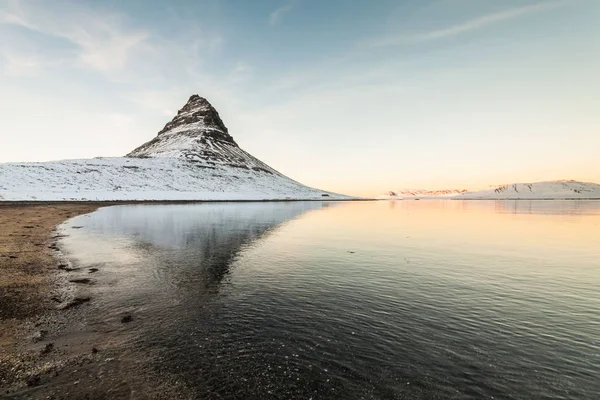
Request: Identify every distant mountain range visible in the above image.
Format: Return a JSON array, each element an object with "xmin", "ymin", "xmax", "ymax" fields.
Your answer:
[
  {"xmin": 378, "ymin": 189, "xmax": 468, "ymax": 199},
  {"xmin": 458, "ymin": 180, "xmax": 600, "ymax": 199},
  {"xmin": 380, "ymin": 181, "xmax": 600, "ymax": 200},
  {"xmin": 0, "ymin": 95, "xmax": 350, "ymax": 201}
]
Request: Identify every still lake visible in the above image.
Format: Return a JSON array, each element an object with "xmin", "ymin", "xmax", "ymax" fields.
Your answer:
[{"xmin": 59, "ymin": 200, "xmax": 600, "ymax": 399}]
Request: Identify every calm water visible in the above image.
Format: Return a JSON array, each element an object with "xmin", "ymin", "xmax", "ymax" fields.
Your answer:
[{"xmin": 60, "ymin": 200, "xmax": 600, "ymax": 399}]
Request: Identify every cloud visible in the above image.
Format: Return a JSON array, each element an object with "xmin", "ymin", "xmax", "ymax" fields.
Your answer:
[
  {"xmin": 77, "ymin": 31, "xmax": 148, "ymax": 71},
  {"xmin": 365, "ymin": 0, "xmax": 570, "ymax": 47},
  {"xmin": 269, "ymin": 2, "xmax": 294, "ymax": 26},
  {"xmin": 0, "ymin": 9, "xmax": 36, "ymax": 30},
  {"xmin": 0, "ymin": 0, "xmax": 148, "ymax": 71},
  {"xmin": 0, "ymin": 51, "xmax": 41, "ymax": 76}
]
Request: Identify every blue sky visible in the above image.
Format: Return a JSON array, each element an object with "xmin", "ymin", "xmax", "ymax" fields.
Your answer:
[{"xmin": 1, "ymin": 0, "xmax": 598, "ymax": 196}]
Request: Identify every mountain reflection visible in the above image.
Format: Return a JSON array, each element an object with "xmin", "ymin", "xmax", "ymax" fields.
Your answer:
[
  {"xmin": 68, "ymin": 202, "xmax": 330, "ymax": 294},
  {"xmin": 491, "ymin": 199, "xmax": 600, "ymax": 216}
]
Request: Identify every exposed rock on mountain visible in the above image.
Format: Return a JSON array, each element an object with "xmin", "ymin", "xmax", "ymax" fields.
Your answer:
[{"xmin": 127, "ymin": 95, "xmax": 280, "ymax": 176}]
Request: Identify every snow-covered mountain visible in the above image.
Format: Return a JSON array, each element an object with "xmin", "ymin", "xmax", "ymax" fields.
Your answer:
[
  {"xmin": 127, "ymin": 95, "xmax": 278, "ymax": 176},
  {"xmin": 457, "ymin": 180, "xmax": 600, "ymax": 200},
  {"xmin": 0, "ymin": 95, "xmax": 351, "ymax": 201},
  {"xmin": 378, "ymin": 189, "xmax": 468, "ymax": 199}
]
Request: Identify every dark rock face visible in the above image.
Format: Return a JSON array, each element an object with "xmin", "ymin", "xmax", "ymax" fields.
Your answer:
[
  {"xmin": 157, "ymin": 95, "xmax": 235, "ymax": 144},
  {"xmin": 127, "ymin": 95, "xmax": 238, "ymax": 158}
]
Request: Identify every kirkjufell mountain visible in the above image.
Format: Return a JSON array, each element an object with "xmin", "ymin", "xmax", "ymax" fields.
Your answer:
[
  {"xmin": 128, "ymin": 95, "xmax": 276, "ymax": 174},
  {"xmin": 0, "ymin": 95, "xmax": 350, "ymax": 201},
  {"xmin": 127, "ymin": 95, "xmax": 288, "ymax": 177}
]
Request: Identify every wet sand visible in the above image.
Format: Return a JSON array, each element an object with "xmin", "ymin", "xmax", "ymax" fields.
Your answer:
[
  {"xmin": 0, "ymin": 203, "xmax": 99, "ymax": 318},
  {"xmin": 0, "ymin": 203, "xmax": 188, "ymax": 399},
  {"xmin": 0, "ymin": 203, "xmax": 97, "ymax": 393}
]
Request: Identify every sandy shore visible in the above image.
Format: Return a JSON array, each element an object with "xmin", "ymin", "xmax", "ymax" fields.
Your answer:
[
  {"xmin": 0, "ymin": 203, "xmax": 96, "ymax": 393},
  {"xmin": 0, "ymin": 203, "xmax": 188, "ymax": 399},
  {"xmin": 0, "ymin": 203, "xmax": 99, "ymax": 318}
]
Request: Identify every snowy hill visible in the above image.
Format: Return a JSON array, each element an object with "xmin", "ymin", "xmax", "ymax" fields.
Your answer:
[
  {"xmin": 376, "ymin": 181, "xmax": 600, "ymax": 200},
  {"xmin": 0, "ymin": 95, "xmax": 351, "ymax": 201},
  {"xmin": 378, "ymin": 189, "xmax": 468, "ymax": 199},
  {"xmin": 457, "ymin": 181, "xmax": 600, "ymax": 200}
]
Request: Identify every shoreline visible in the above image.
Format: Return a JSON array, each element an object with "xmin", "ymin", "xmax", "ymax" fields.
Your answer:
[
  {"xmin": 0, "ymin": 203, "xmax": 101, "ymax": 392},
  {"xmin": 0, "ymin": 198, "xmax": 369, "ymax": 205}
]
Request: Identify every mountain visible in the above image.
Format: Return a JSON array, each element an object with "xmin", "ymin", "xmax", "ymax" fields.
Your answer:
[
  {"xmin": 378, "ymin": 189, "xmax": 468, "ymax": 199},
  {"xmin": 457, "ymin": 180, "xmax": 600, "ymax": 199},
  {"xmin": 127, "ymin": 95, "xmax": 278, "ymax": 176},
  {"xmin": 0, "ymin": 95, "xmax": 351, "ymax": 201}
]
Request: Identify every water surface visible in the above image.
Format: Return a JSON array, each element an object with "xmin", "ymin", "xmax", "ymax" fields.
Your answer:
[{"xmin": 60, "ymin": 200, "xmax": 600, "ymax": 399}]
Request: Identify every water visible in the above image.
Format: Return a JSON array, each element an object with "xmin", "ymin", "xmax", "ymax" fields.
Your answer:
[{"xmin": 60, "ymin": 200, "xmax": 600, "ymax": 399}]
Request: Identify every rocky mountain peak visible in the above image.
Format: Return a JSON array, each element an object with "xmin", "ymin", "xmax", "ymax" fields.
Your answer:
[
  {"xmin": 156, "ymin": 94, "xmax": 231, "ymax": 139},
  {"xmin": 127, "ymin": 94, "xmax": 241, "ymax": 158}
]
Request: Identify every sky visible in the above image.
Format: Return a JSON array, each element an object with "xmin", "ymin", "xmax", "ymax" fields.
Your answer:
[{"xmin": 0, "ymin": 0, "xmax": 598, "ymax": 197}]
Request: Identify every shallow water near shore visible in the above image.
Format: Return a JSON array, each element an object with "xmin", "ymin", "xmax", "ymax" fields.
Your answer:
[{"xmin": 58, "ymin": 200, "xmax": 600, "ymax": 399}]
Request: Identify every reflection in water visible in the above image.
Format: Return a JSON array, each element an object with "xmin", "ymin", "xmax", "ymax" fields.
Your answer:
[
  {"xmin": 62, "ymin": 202, "xmax": 328, "ymax": 295},
  {"xmin": 492, "ymin": 199, "xmax": 600, "ymax": 215},
  {"xmin": 386, "ymin": 198, "xmax": 600, "ymax": 216},
  {"xmin": 60, "ymin": 200, "xmax": 600, "ymax": 400}
]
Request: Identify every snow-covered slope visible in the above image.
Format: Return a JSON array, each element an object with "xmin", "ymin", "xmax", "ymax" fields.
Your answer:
[
  {"xmin": 457, "ymin": 181, "xmax": 600, "ymax": 200},
  {"xmin": 0, "ymin": 95, "xmax": 351, "ymax": 201},
  {"xmin": 378, "ymin": 189, "xmax": 468, "ymax": 199}
]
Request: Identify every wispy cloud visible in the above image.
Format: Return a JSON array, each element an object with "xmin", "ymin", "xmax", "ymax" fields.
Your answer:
[
  {"xmin": 0, "ymin": 9, "xmax": 36, "ymax": 30},
  {"xmin": 364, "ymin": 0, "xmax": 570, "ymax": 47},
  {"xmin": 0, "ymin": 51, "xmax": 41, "ymax": 76},
  {"xmin": 0, "ymin": 1, "xmax": 148, "ymax": 71},
  {"xmin": 269, "ymin": 1, "xmax": 294, "ymax": 26},
  {"xmin": 77, "ymin": 31, "xmax": 148, "ymax": 72}
]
